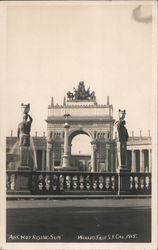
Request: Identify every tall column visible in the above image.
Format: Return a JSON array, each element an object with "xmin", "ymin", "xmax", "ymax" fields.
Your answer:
[
  {"xmin": 62, "ymin": 122, "xmax": 70, "ymax": 168},
  {"xmin": 96, "ymin": 152, "xmax": 99, "ymax": 172},
  {"xmin": 149, "ymin": 149, "xmax": 152, "ymax": 172},
  {"xmin": 51, "ymin": 147, "xmax": 55, "ymax": 171},
  {"xmin": 60, "ymin": 144, "xmax": 64, "ymax": 166},
  {"xmin": 140, "ymin": 149, "xmax": 144, "ymax": 172},
  {"xmin": 132, "ymin": 150, "xmax": 136, "ymax": 172},
  {"xmin": 105, "ymin": 145, "xmax": 109, "ymax": 172},
  {"xmin": 116, "ymin": 141, "xmax": 121, "ymax": 170},
  {"xmin": 46, "ymin": 141, "xmax": 52, "ymax": 171},
  {"xmin": 91, "ymin": 141, "xmax": 97, "ymax": 172},
  {"xmin": 42, "ymin": 150, "xmax": 45, "ymax": 171},
  {"xmin": 68, "ymin": 143, "xmax": 72, "ymax": 159},
  {"xmin": 110, "ymin": 146, "xmax": 114, "ymax": 172},
  {"xmin": 114, "ymin": 150, "xmax": 118, "ymax": 172}
]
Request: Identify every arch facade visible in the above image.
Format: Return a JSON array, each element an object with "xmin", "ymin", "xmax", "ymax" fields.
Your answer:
[{"xmin": 46, "ymin": 82, "xmax": 115, "ymax": 172}]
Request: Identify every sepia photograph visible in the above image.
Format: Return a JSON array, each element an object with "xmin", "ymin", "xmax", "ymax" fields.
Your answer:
[{"xmin": 0, "ymin": 1, "xmax": 157, "ymax": 250}]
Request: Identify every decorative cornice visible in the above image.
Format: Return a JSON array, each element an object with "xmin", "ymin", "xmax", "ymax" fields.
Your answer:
[
  {"xmin": 48, "ymin": 104, "xmax": 112, "ymax": 109},
  {"xmin": 46, "ymin": 116, "xmax": 115, "ymax": 123}
]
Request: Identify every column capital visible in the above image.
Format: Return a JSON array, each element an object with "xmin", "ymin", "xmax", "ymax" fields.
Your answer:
[
  {"xmin": 64, "ymin": 122, "xmax": 70, "ymax": 129},
  {"xmin": 91, "ymin": 140, "xmax": 97, "ymax": 151},
  {"xmin": 106, "ymin": 143, "xmax": 110, "ymax": 150},
  {"xmin": 47, "ymin": 138, "xmax": 53, "ymax": 144},
  {"xmin": 90, "ymin": 139, "xmax": 97, "ymax": 145},
  {"xmin": 47, "ymin": 139, "xmax": 53, "ymax": 150}
]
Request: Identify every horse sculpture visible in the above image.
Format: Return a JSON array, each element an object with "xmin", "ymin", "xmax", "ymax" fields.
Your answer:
[{"xmin": 67, "ymin": 91, "xmax": 74, "ymax": 100}]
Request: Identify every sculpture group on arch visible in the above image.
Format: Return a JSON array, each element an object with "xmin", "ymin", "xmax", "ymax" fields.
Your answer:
[{"xmin": 67, "ymin": 81, "xmax": 96, "ymax": 101}]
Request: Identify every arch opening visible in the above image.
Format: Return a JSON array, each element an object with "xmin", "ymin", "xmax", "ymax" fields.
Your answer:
[{"xmin": 70, "ymin": 133, "xmax": 91, "ymax": 171}]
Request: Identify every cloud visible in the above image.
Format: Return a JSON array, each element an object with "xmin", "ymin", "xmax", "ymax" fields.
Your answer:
[{"xmin": 132, "ymin": 5, "xmax": 152, "ymax": 23}]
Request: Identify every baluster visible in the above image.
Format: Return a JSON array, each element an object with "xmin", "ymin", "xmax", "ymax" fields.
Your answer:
[
  {"xmin": 85, "ymin": 175, "xmax": 91, "ymax": 190},
  {"xmin": 111, "ymin": 176, "xmax": 115, "ymax": 190},
  {"xmin": 92, "ymin": 176, "xmax": 97, "ymax": 190},
  {"xmin": 10, "ymin": 174, "xmax": 15, "ymax": 191},
  {"xmin": 66, "ymin": 175, "xmax": 71, "ymax": 191},
  {"xmin": 134, "ymin": 176, "xmax": 138, "ymax": 190},
  {"xmin": 98, "ymin": 175, "xmax": 104, "ymax": 190},
  {"xmin": 129, "ymin": 176, "xmax": 133, "ymax": 190},
  {"xmin": 79, "ymin": 175, "xmax": 84, "ymax": 190},
  {"xmin": 145, "ymin": 176, "xmax": 150, "ymax": 190},
  {"xmin": 140, "ymin": 176, "xmax": 144, "ymax": 190},
  {"xmin": 45, "ymin": 174, "xmax": 50, "ymax": 191},
  {"xmin": 38, "ymin": 174, "xmax": 44, "ymax": 191},
  {"xmin": 105, "ymin": 176, "xmax": 110, "ymax": 190},
  {"xmin": 59, "ymin": 175, "xmax": 64, "ymax": 191},
  {"xmin": 52, "ymin": 174, "xmax": 58, "ymax": 191},
  {"xmin": 72, "ymin": 175, "xmax": 78, "ymax": 190}
]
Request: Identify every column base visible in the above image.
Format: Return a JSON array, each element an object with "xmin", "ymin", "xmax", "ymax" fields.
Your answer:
[
  {"xmin": 62, "ymin": 154, "xmax": 70, "ymax": 168},
  {"xmin": 120, "ymin": 166, "xmax": 131, "ymax": 173},
  {"xmin": 18, "ymin": 165, "xmax": 30, "ymax": 171},
  {"xmin": 16, "ymin": 170, "xmax": 32, "ymax": 192}
]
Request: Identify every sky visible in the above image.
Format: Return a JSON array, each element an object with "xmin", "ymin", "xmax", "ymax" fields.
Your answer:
[{"xmin": 5, "ymin": 3, "xmax": 153, "ymax": 142}]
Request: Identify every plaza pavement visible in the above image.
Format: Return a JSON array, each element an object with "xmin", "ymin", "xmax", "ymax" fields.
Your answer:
[
  {"xmin": 6, "ymin": 198, "xmax": 151, "ymax": 243},
  {"xmin": 6, "ymin": 197, "xmax": 151, "ymax": 209}
]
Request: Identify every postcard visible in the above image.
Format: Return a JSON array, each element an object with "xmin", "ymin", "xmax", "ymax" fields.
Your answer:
[{"xmin": 0, "ymin": 1, "xmax": 157, "ymax": 250}]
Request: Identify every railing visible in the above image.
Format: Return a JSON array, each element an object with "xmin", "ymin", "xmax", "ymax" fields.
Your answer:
[
  {"xmin": 121, "ymin": 172, "xmax": 151, "ymax": 195},
  {"xmin": 6, "ymin": 170, "xmax": 151, "ymax": 196},
  {"xmin": 31, "ymin": 172, "xmax": 118, "ymax": 195}
]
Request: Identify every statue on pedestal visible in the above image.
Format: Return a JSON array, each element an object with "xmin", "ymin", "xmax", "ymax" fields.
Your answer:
[
  {"xmin": 17, "ymin": 103, "xmax": 33, "ymax": 167},
  {"xmin": 116, "ymin": 109, "xmax": 129, "ymax": 171}
]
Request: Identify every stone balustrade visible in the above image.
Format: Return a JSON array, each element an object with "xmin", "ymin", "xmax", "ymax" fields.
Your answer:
[{"xmin": 6, "ymin": 170, "xmax": 151, "ymax": 196}]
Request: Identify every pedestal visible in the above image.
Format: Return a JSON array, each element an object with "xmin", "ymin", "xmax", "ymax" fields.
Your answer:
[
  {"xmin": 117, "ymin": 141, "xmax": 130, "ymax": 172},
  {"xmin": 16, "ymin": 170, "xmax": 32, "ymax": 194},
  {"xmin": 62, "ymin": 154, "xmax": 70, "ymax": 168},
  {"xmin": 119, "ymin": 172, "xmax": 131, "ymax": 194},
  {"xmin": 19, "ymin": 146, "xmax": 30, "ymax": 169}
]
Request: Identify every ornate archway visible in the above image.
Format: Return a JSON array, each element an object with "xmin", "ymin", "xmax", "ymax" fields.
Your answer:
[{"xmin": 46, "ymin": 81, "xmax": 115, "ymax": 172}]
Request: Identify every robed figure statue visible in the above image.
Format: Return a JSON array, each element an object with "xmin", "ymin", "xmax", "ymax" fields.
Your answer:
[
  {"xmin": 17, "ymin": 103, "xmax": 33, "ymax": 167},
  {"xmin": 116, "ymin": 109, "xmax": 129, "ymax": 171}
]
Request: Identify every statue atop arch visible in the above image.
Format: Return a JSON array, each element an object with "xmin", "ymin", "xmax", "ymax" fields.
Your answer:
[{"xmin": 67, "ymin": 81, "xmax": 96, "ymax": 101}]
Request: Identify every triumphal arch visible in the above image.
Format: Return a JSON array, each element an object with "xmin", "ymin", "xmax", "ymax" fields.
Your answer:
[{"xmin": 46, "ymin": 81, "xmax": 116, "ymax": 172}]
